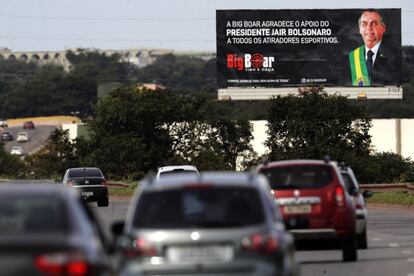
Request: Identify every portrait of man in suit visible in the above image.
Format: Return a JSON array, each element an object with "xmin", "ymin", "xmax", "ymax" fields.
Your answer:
[{"xmin": 348, "ymin": 9, "xmax": 400, "ymax": 86}]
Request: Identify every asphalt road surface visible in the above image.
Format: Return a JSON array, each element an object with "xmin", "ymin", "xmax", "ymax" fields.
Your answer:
[
  {"xmin": 93, "ymin": 197, "xmax": 414, "ymax": 276},
  {"xmin": 2, "ymin": 125, "xmax": 57, "ymax": 155}
]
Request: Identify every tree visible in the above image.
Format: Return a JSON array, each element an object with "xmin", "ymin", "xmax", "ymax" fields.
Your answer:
[
  {"xmin": 0, "ymin": 142, "xmax": 26, "ymax": 178},
  {"xmin": 26, "ymin": 128, "xmax": 78, "ymax": 178},
  {"xmin": 265, "ymin": 87, "xmax": 372, "ymax": 163}
]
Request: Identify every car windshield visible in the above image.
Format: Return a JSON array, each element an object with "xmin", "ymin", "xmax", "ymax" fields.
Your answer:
[
  {"xmin": 261, "ymin": 165, "xmax": 333, "ymax": 189},
  {"xmin": 133, "ymin": 187, "xmax": 265, "ymax": 228},
  {"xmin": 69, "ymin": 169, "xmax": 102, "ymax": 178},
  {"xmin": 0, "ymin": 197, "xmax": 66, "ymax": 234}
]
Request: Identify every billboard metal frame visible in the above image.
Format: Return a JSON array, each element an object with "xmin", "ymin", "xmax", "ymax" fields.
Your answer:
[{"xmin": 217, "ymin": 86, "xmax": 403, "ymax": 100}]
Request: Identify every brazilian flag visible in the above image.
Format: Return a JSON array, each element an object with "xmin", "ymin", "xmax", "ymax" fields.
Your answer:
[{"xmin": 349, "ymin": 46, "xmax": 371, "ymax": 86}]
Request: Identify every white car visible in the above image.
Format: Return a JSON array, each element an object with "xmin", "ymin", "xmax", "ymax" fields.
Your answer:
[
  {"xmin": 16, "ymin": 132, "xmax": 29, "ymax": 142},
  {"xmin": 156, "ymin": 165, "xmax": 199, "ymax": 180},
  {"xmin": 0, "ymin": 120, "xmax": 7, "ymax": 128},
  {"xmin": 10, "ymin": 146, "xmax": 24, "ymax": 156}
]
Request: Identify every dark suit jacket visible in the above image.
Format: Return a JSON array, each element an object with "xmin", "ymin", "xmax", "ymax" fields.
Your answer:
[
  {"xmin": 348, "ymin": 37, "xmax": 401, "ymax": 86},
  {"xmin": 371, "ymin": 39, "xmax": 401, "ymax": 85}
]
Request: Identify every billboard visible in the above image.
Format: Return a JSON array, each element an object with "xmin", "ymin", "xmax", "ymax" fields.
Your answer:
[{"xmin": 216, "ymin": 9, "xmax": 401, "ymax": 88}]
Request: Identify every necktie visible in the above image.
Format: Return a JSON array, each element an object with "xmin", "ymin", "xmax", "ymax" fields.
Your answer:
[{"xmin": 366, "ymin": 50, "xmax": 374, "ymax": 80}]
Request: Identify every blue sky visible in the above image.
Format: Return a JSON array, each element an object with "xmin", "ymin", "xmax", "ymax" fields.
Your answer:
[{"xmin": 1, "ymin": 0, "xmax": 413, "ymax": 52}]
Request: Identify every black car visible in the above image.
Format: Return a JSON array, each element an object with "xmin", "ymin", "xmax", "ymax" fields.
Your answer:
[
  {"xmin": 0, "ymin": 184, "xmax": 112, "ymax": 276},
  {"xmin": 1, "ymin": 130, "xmax": 13, "ymax": 141},
  {"xmin": 62, "ymin": 167, "xmax": 109, "ymax": 207}
]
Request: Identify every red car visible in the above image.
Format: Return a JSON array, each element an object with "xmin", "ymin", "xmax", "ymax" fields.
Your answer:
[
  {"xmin": 23, "ymin": 121, "xmax": 35, "ymax": 129},
  {"xmin": 257, "ymin": 158, "xmax": 358, "ymax": 262}
]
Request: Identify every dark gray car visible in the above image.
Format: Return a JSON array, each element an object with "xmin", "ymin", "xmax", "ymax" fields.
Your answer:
[
  {"xmin": 112, "ymin": 172, "xmax": 298, "ymax": 276},
  {"xmin": 62, "ymin": 167, "xmax": 109, "ymax": 207},
  {"xmin": 0, "ymin": 184, "xmax": 112, "ymax": 276}
]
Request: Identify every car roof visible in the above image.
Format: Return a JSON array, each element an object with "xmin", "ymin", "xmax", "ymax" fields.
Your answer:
[
  {"xmin": 142, "ymin": 171, "xmax": 268, "ymax": 191},
  {"xmin": 258, "ymin": 159, "xmax": 334, "ymax": 169},
  {"xmin": 157, "ymin": 165, "xmax": 198, "ymax": 172},
  {"xmin": 0, "ymin": 183, "xmax": 78, "ymax": 199},
  {"xmin": 67, "ymin": 167, "xmax": 102, "ymax": 172}
]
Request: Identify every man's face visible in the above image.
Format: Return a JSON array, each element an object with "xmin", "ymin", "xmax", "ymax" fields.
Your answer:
[{"xmin": 359, "ymin": 11, "xmax": 386, "ymax": 46}]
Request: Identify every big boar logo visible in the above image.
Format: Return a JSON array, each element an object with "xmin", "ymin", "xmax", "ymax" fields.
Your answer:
[{"xmin": 227, "ymin": 53, "xmax": 275, "ymax": 72}]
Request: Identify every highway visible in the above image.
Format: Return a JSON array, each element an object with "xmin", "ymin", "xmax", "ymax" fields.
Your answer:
[
  {"xmin": 2, "ymin": 125, "xmax": 57, "ymax": 155},
  {"xmin": 93, "ymin": 197, "xmax": 414, "ymax": 276}
]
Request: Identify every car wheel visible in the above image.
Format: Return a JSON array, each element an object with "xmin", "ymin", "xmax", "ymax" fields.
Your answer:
[
  {"xmin": 342, "ymin": 235, "xmax": 358, "ymax": 262},
  {"xmin": 358, "ymin": 228, "xmax": 368, "ymax": 249},
  {"xmin": 97, "ymin": 197, "xmax": 109, "ymax": 207}
]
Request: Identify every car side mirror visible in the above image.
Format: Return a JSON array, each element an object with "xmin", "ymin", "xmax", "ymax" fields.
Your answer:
[
  {"xmin": 111, "ymin": 221, "xmax": 125, "ymax": 238},
  {"xmin": 349, "ymin": 188, "xmax": 358, "ymax": 197},
  {"xmin": 362, "ymin": 190, "xmax": 373, "ymax": 199}
]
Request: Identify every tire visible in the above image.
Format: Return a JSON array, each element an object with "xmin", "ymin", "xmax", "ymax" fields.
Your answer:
[
  {"xmin": 358, "ymin": 228, "xmax": 368, "ymax": 249},
  {"xmin": 342, "ymin": 235, "xmax": 358, "ymax": 262},
  {"xmin": 97, "ymin": 197, "xmax": 109, "ymax": 207}
]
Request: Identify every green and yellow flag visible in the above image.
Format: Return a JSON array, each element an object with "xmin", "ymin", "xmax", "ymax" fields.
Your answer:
[{"xmin": 349, "ymin": 45, "xmax": 371, "ymax": 86}]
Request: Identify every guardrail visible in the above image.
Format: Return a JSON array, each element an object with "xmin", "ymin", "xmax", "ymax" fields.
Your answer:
[
  {"xmin": 360, "ymin": 183, "xmax": 414, "ymax": 196},
  {"xmin": 107, "ymin": 181, "xmax": 130, "ymax": 188}
]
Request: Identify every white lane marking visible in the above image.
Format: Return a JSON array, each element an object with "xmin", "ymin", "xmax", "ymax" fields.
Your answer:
[
  {"xmin": 406, "ymin": 258, "xmax": 414, "ymax": 263},
  {"xmin": 389, "ymin": 243, "xmax": 400, "ymax": 248},
  {"xmin": 402, "ymin": 250, "xmax": 412, "ymax": 255},
  {"xmin": 372, "ymin": 238, "xmax": 382, "ymax": 241}
]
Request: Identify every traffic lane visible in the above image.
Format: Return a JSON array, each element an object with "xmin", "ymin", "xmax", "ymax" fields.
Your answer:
[
  {"xmin": 3, "ymin": 125, "xmax": 57, "ymax": 154},
  {"xmin": 299, "ymin": 207, "xmax": 414, "ymax": 276},
  {"xmin": 91, "ymin": 198, "xmax": 414, "ymax": 275},
  {"xmin": 91, "ymin": 196, "xmax": 130, "ymax": 238}
]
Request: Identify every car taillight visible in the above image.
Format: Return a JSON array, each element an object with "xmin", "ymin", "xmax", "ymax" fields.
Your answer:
[
  {"xmin": 67, "ymin": 180, "xmax": 74, "ymax": 187},
  {"xmin": 35, "ymin": 251, "xmax": 89, "ymax": 276},
  {"xmin": 335, "ymin": 186, "xmax": 344, "ymax": 207},
  {"xmin": 123, "ymin": 237, "xmax": 157, "ymax": 258},
  {"xmin": 101, "ymin": 180, "xmax": 107, "ymax": 186},
  {"xmin": 355, "ymin": 202, "xmax": 364, "ymax": 209},
  {"xmin": 241, "ymin": 233, "xmax": 279, "ymax": 255}
]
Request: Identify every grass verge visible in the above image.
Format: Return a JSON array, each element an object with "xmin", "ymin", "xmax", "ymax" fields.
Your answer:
[
  {"xmin": 109, "ymin": 182, "xmax": 138, "ymax": 196},
  {"xmin": 366, "ymin": 191, "xmax": 414, "ymax": 206}
]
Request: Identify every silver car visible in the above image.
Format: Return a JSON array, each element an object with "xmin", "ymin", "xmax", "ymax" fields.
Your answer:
[
  {"xmin": 112, "ymin": 172, "xmax": 298, "ymax": 276},
  {"xmin": 340, "ymin": 166, "xmax": 373, "ymax": 249}
]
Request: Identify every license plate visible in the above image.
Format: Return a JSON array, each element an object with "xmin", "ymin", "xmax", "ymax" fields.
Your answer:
[
  {"xmin": 82, "ymin": 192, "xmax": 93, "ymax": 197},
  {"xmin": 284, "ymin": 205, "xmax": 311, "ymax": 214},
  {"xmin": 167, "ymin": 245, "xmax": 233, "ymax": 263}
]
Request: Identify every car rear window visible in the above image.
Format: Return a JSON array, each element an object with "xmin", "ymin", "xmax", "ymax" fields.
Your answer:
[
  {"xmin": 69, "ymin": 169, "xmax": 103, "ymax": 178},
  {"xmin": 260, "ymin": 165, "xmax": 333, "ymax": 189},
  {"xmin": 0, "ymin": 198, "xmax": 66, "ymax": 234},
  {"xmin": 159, "ymin": 170, "xmax": 198, "ymax": 179},
  {"xmin": 341, "ymin": 172, "xmax": 357, "ymax": 193},
  {"xmin": 133, "ymin": 187, "xmax": 265, "ymax": 228}
]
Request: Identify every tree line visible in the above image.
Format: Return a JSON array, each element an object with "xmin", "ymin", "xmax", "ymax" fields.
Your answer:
[
  {"xmin": 1, "ymin": 85, "xmax": 413, "ymax": 184},
  {"xmin": 1, "ymin": 47, "xmax": 414, "ymax": 119}
]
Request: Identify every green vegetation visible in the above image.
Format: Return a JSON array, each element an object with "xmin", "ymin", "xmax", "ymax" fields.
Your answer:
[
  {"xmin": 109, "ymin": 182, "xmax": 138, "ymax": 196},
  {"xmin": 1, "ymin": 48, "xmax": 414, "ymax": 183},
  {"xmin": 367, "ymin": 191, "xmax": 414, "ymax": 206}
]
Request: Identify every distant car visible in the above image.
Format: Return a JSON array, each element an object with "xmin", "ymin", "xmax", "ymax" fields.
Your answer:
[
  {"xmin": 340, "ymin": 165, "xmax": 373, "ymax": 249},
  {"xmin": 16, "ymin": 131, "xmax": 29, "ymax": 142},
  {"xmin": 112, "ymin": 172, "xmax": 298, "ymax": 276},
  {"xmin": 257, "ymin": 158, "xmax": 358, "ymax": 262},
  {"xmin": 10, "ymin": 146, "xmax": 24, "ymax": 156},
  {"xmin": 62, "ymin": 167, "xmax": 109, "ymax": 207},
  {"xmin": 1, "ymin": 131, "xmax": 13, "ymax": 141},
  {"xmin": 23, "ymin": 121, "xmax": 35, "ymax": 129},
  {"xmin": 156, "ymin": 165, "xmax": 199, "ymax": 179},
  {"xmin": 0, "ymin": 120, "xmax": 7, "ymax": 128},
  {"xmin": 0, "ymin": 184, "xmax": 112, "ymax": 276}
]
